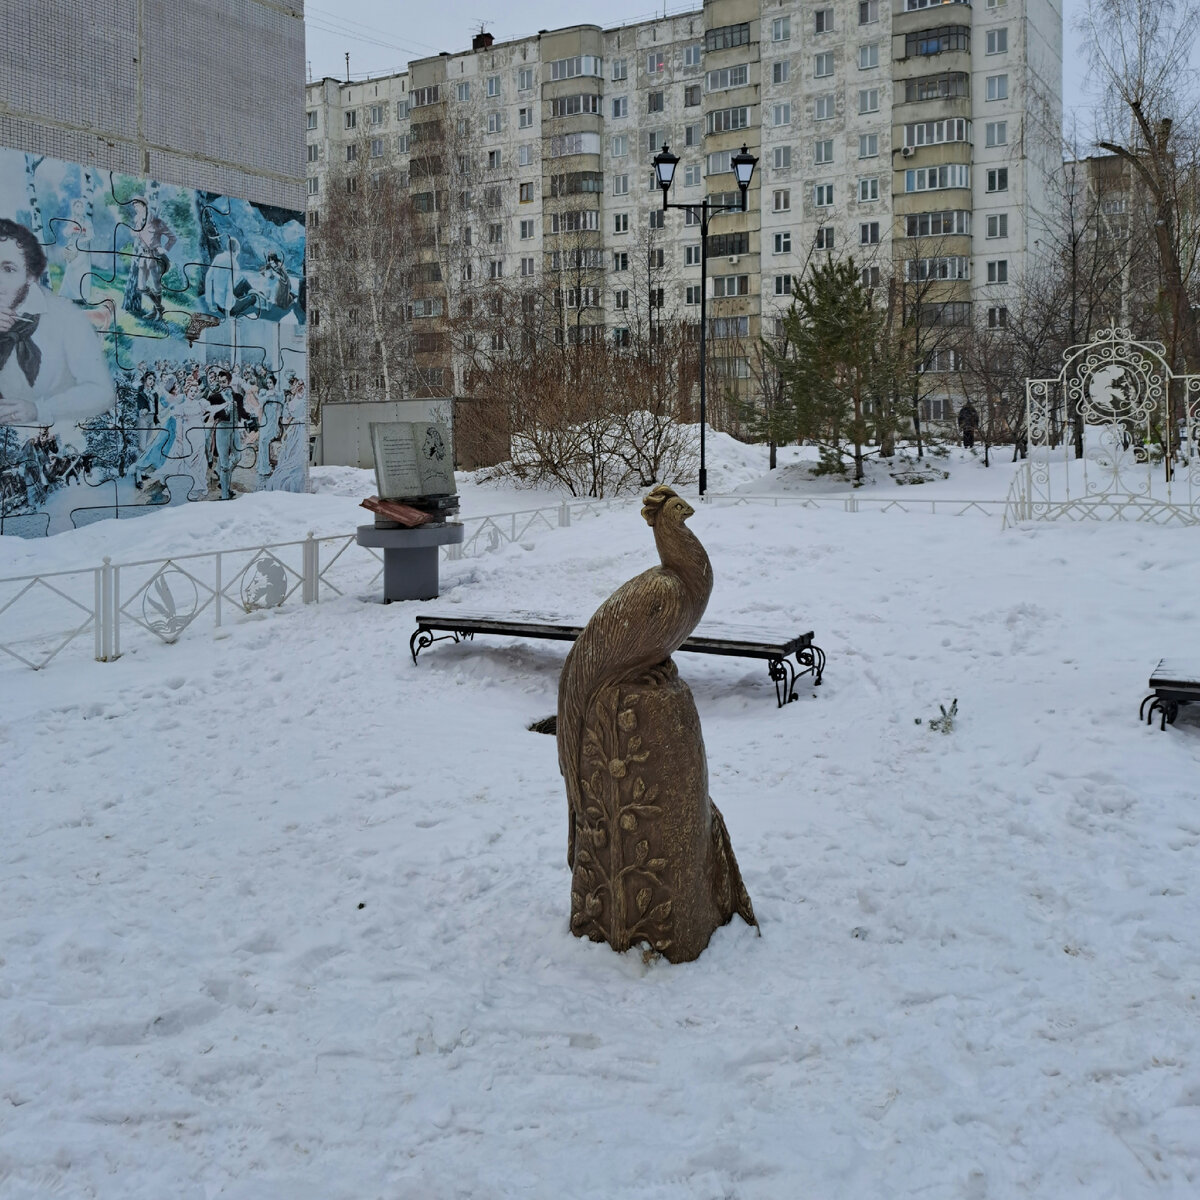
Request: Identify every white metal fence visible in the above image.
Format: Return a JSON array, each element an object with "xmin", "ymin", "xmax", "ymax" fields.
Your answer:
[{"xmin": 0, "ymin": 490, "xmax": 1003, "ymax": 672}]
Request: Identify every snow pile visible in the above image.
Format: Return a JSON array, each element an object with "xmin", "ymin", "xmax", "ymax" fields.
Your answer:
[{"xmin": 3, "ymin": 458, "xmax": 1199, "ymax": 1197}]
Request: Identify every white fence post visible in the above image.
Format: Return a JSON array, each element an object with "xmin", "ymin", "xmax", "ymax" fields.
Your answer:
[
  {"xmin": 215, "ymin": 553, "xmax": 223, "ymax": 628},
  {"xmin": 93, "ymin": 565, "xmax": 103, "ymax": 661},
  {"xmin": 558, "ymin": 502, "xmax": 571, "ymax": 527},
  {"xmin": 97, "ymin": 557, "xmax": 119, "ymax": 661}
]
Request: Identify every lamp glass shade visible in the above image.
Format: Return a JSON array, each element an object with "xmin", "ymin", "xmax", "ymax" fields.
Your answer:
[
  {"xmin": 653, "ymin": 145, "xmax": 679, "ymax": 191},
  {"xmin": 731, "ymin": 145, "xmax": 757, "ymax": 188}
]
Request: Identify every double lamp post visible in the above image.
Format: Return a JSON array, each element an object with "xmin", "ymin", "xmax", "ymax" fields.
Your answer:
[{"xmin": 652, "ymin": 142, "xmax": 757, "ymax": 497}]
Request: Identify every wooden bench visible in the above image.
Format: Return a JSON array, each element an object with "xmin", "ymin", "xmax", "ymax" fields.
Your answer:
[
  {"xmin": 410, "ymin": 611, "xmax": 824, "ymax": 707},
  {"xmin": 1140, "ymin": 660, "xmax": 1200, "ymax": 730}
]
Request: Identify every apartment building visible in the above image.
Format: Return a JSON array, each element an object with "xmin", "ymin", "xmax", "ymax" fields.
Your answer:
[{"xmin": 305, "ymin": 0, "xmax": 1062, "ymax": 426}]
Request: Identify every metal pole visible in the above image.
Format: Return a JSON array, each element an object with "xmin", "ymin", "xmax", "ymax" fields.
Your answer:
[{"xmin": 699, "ymin": 201, "xmax": 709, "ymax": 498}]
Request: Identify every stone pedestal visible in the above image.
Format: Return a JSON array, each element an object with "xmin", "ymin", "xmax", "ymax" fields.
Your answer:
[{"xmin": 355, "ymin": 522, "xmax": 464, "ymax": 602}]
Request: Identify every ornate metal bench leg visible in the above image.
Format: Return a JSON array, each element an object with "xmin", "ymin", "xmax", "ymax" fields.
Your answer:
[
  {"xmin": 1140, "ymin": 694, "xmax": 1154, "ymax": 723},
  {"xmin": 410, "ymin": 627, "xmax": 472, "ymax": 665},
  {"xmin": 768, "ymin": 655, "xmax": 798, "ymax": 707},
  {"xmin": 797, "ymin": 643, "xmax": 825, "ymax": 686}
]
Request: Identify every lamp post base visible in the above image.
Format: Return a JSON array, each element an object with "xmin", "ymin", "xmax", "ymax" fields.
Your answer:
[{"xmin": 698, "ymin": 466, "xmax": 707, "ymax": 498}]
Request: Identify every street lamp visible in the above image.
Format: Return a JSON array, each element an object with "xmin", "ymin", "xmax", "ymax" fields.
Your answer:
[{"xmin": 653, "ymin": 142, "xmax": 757, "ymax": 498}]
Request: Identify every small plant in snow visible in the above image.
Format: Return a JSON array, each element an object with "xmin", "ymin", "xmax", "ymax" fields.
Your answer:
[{"xmin": 928, "ymin": 699, "xmax": 958, "ymax": 734}]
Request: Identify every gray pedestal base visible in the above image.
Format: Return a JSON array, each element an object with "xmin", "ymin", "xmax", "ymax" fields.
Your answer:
[{"xmin": 356, "ymin": 523, "xmax": 465, "ymax": 602}]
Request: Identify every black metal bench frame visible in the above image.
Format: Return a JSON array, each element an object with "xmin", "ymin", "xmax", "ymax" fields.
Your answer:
[
  {"xmin": 1140, "ymin": 660, "xmax": 1200, "ymax": 730},
  {"xmin": 410, "ymin": 612, "xmax": 825, "ymax": 707}
]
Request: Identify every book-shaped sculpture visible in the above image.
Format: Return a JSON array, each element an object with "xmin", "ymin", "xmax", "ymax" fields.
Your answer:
[{"xmin": 369, "ymin": 421, "xmax": 456, "ymax": 501}]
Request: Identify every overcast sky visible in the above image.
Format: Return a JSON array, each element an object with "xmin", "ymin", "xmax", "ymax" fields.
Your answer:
[{"xmin": 303, "ymin": 0, "xmax": 1093, "ymax": 128}]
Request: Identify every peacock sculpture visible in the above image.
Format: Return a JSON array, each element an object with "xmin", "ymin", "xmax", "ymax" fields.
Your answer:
[{"xmin": 557, "ymin": 485, "xmax": 756, "ymax": 962}]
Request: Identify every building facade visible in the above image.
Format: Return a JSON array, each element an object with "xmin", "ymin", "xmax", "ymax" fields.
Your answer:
[{"xmin": 304, "ymin": 0, "xmax": 1062, "ymax": 429}]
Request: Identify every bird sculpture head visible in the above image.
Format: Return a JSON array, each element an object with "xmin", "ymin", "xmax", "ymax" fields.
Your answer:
[{"xmin": 641, "ymin": 484, "xmax": 695, "ymax": 527}]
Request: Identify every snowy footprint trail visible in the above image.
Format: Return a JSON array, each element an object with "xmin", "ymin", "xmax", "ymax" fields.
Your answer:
[{"xmin": 2, "ymin": 490, "xmax": 1200, "ymax": 1199}]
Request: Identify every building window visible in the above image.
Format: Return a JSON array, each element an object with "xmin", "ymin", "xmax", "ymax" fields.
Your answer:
[
  {"xmin": 487, "ymin": 75, "xmax": 500, "ymax": 97},
  {"xmin": 985, "ymin": 121, "xmax": 1008, "ymax": 147},
  {"xmin": 859, "ymin": 88, "xmax": 879, "ymax": 113},
  {"xmin": 814, "ymin": 183, "xmax": 833, "ymax": 206},
  {"xmin": 772, "ymin": 102, "xmax": 791, "ymax": 126},
  {"xmin": 815, "ymin": 226, "xmax": 834, "ymax": 250},
  {"xmin": 613, "ymin": 252, "xmax": 629, "ymax": 271},
  {"xmin": 612, "ymin": 96, "xmax": 628, "ymax": 118},
  {"xmin": 906, "ymin": 26, "xmax": 971, "ymax": 57},
  {"xmin": 859, "ymin": 44, "xmax": 880, "ymax": 70},
  {"xmin": 773, "ymin": 231, "xmax": 792, "ymax": 254},
  {"xmin": 860, "ymin": 221, "xmax": 880, "ymax": 244},
  {"xmin": 455, "ymin": 82, "xmax": 470, "ymax": 102},
  {"xmin": 487, "ymin": 112, "xmax": 502, "ymax": 133},
  {"xmin": 685, "ymin": 122, "xmax": 701, "ymax": 147},
  {"xmin": 518, "ymin": 143, "xmax": 533, "ymax": 166},
  {"xmin": 986, "ymin": 74, "xmax": 1009, "ymax": 101},
  {"xmin": 815, "ymin": 139, "xmax": 834, "ymax": 165},
  {"xmin": 519, "ymin": 182, "xmax": 533, "ymax": 202},
  {"xmin": 815, "ymin": 94, "xmax": 836, "ymax": 121},
  {"xmin": 613, "ymin": 174, "xmax": 629, "ymax": 195},
  {"xmin": 774, "ymin": 188, "xmax": 792, "ymax": 211},
  {"xmin": 814, "ymin": 52, "xmax": 834, "ymax": 77},
  {"xmin": 859, "ymin": 134, "xmax": 879, "ymax": 158},
  {"xmin": 905, "ymin": 73, "xmax": 970, "ymax": 103},
  {"xmin": 774, "ymin": 274, "xmax": 793, "ymax": 295},
  {"xmin": 396, "ymin": 100, "xmax": 409, "ymax": 119},
  {"xmin": 858, "ymin": 177, "xmax": 879, "ymax": 201},
  {"xmin": 773, "ymin": 146, "xmax": 792, "ymax": 169},
  {"xmin": 519, "ymin": 257, "xmax": 534, "ymax": 277},
  {"xmin": 713, "ymin": 274, "xmax": 750, "ymax": 297},
  {"xmin": 987, "ymin": 167, "xmax": 1009, "ymax": 192},
  {"xmin": 986, "ymin": 213, "xmax": 1009, "ymax": 238},
  {"xmin": 610, "ymin": 134, "xmax": 627, "ymax": 157},
  {"xmin": 646, "ymin": 50, "xmax": 666, "ymax": 74},
  {"xmin": 306, "ymin": 110, "xmax": 318, "ymax": 130},
  {"xmin": 708, "ymin": 105, "xmax": 751, "ymax": 133},
  {"xmin": 346, "ymin": 144, "xmax": 358, "ymax": 162},
  {"xmin": 649, "ymin": 210, "xmax": 665, "ymax": 230},
  {"xmin": 488, "ymin": 149, "xmax": 502, "ymax": 169},
  {"xmin": 306, "ymin": 176, "xmax": 318, "ymax": 196},
  {"xmin": 706, "ymin": 65, "xmax": 750, "ymax": 91},
  {"xmin": 648, "ymin": 90, "xmax": 664, "ymax": 112},
  {"xmin": 905, "ymin": 163, "xmax": 971, "ymax": 191},
  {"xmin": 685, "ymin": 245, "xmax": 701, "ymax": 265},
  {"xmin": 520, "ymin": 219, "xmax": 535, "ymax": 239},
  {"xmin": 987, "ymin": 259, "xmax": 1008, "ymax": 283},
  {"xmin": 904, "ymin": 117, "xmax": 971, "ymax": 147},
  {"xmin": 815, "ymin": 8, "xmax": 834, "ymax": 33},
  {"xmin": 518, "ymin": 106, "xmax": 533, "ymax": 129},
  {"xmin": 680, "ymin": 285, "xmax": 698, "ymax": 305},
  {"xmin": 614, "ymin": 213, "xmax": 629, "ymax": 234},
  {"xmin": 705, "ymin": 22, "xmax": 752, "ymax": 51},
  {"xmin": 905, "ymin": 209, "xmax": 971, "ymax": 237},
  {"xmin": 862, "ymin": 265, "xmax": 881, "ymax": 286},
  {"xmin": 487, "ymin": 222, "xmax": 503, "ymax": 244},
  {"xmin": 306, "ymin": 143, "xmax": 318, "ymax": 163},
  {"xmin": 344, "ymin": 110, "xmax": 357, "ymax": 129},
  {"xmin": 518, "ymin": 67, "xmax": 534, "ymax": 91},
  {"xmin": 859, "ymin": 0, "xmax": 879, "ymax": 21},
  {"xmin": 988, "ymin": 305, "xmax": 1008, "ymax": 328},
  {"xmin": 773, "ymin": 16, "xmax": 791, "ymax": 41},
  {"xmin": 685, "ymin": 84, "xmax": 701, "ymax": 106},
  {"xmin": 370, "ymin": 138, "xmax": 383, "ymax": 158},
  {"xmin": 986, "ymin": 28, "xmax": 1008, "ymax": 54},
  {"xmin": 773, "ymin": 61, "xmax": 791, "ymax": 84},
  {"xmin": 684, "ymin": 164, "xmax": 702, "ymax": 186}
]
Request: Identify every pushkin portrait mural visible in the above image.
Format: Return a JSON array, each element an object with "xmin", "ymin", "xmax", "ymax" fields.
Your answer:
[{"xmin": 0, "ymin": 148, "xmax": 307, "ymax": 537}]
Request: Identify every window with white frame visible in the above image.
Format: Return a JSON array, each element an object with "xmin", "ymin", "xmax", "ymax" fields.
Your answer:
[
  {"xmin": 306, "ymin": 143, "xmax": 318, "ymax": 162},
  {"xmin": 648, "ymin": 90, "xmax": 664, "ymax": 112},
  {"xmin": 646, "ymin": 50, "xmax": 665, "ymax": 74},
  {"xmin": 816, "ymin": 94, "xmax": 836, "ymax": 120},
  {"xmin": 986, "ymin": 74, "xmax": 1008, "ymax": 100},
  {"xmin": 986, "ymin": 213, "xmax": 1009, "ymax": 238},
  {"xmin": 707, "ymin": 149, "xmax": 734, "ymax": 175},
  {"xmin": 685, "ymin": 122, "xmax": 702, "ymax": 146},
  {"xmin": 306, "ymin": 110, "xmax": 317, "ymax": 130},
  {"xmin": 859, "ymin": 88, "xmax": 879, "ymax": 113},
  {"xmin": 395, "ymin": 134, "xmax": 409, "ymax": 153},
  {"xmin": 986, "ymin": 0, "xmax": 1007, "ymax": 7},
  {"xmin": 489, "ymin": 259, "xmax": 503, "ymax": 279},
  {"xmin": 614, "ymin": 213, "xmax": 628, "ymax": 234},
  {"xmin": 646, "ymin": 129, "xmax": 665, "ymax": 154},
  {"xmin": 987, "ymin": 259, "xmax": 1008, "ymax": 283},
  {"xmin": 986, "ymin": 28, "xmax": 1008, "ymax": 54},
  {"xmin": 521, "ymin": 257, "xmax": 535, "ymax": 276},
  {"xmin": 456, "ymin": 82, "xmax": 470, "ymax": 102},
  {"xmin": 518, "ymin": 182, "xmax": 533, "ymax": 202},
  {"xmin": 774, "ymin": 188, "xmax": 792, "ymax": 211},
  {"xmin": 612, "ymin": 58, "xmax": 627, "ymax": 80},
  {"xmin": 815, "ymin": 139, "xmax": 834, "ymax": 164},
  {"xmin": 774, "ymin": 274, "xmax": 793, "ymax": 295},
  {"xmin": 816, "ymin": 226, "xmax": 834, "ymax": 249},
  {"xmin": 904, "ymin": 117, "xmax": 970, "ymax": 146},
  {"xmin": 773, "ymin": 60, "xmax": 790, "ymax": 84},
  {"xmin": 612, "ymin": 96, "xmax": 628, "ymax": 118},
  {"xmin": 520, "ymin": 219, "xmax": 535, "ymax": 239},
  {"xmin": 859, "ymin": 0, "xmax": 879, "ymax": 22},
  {"xmin": 815, "ymin": 8, "xmax": 834, "ymax": 33},
  {"xmin": 859, "ymin": 133, "xmax": 879, "ymax": 158},
  {"xmin": 685, "ymin": 207, "xmax": 702, "ymax": 224},
  {"xmin": 861, "ymin": 265, "xmax": 881, "ymax": 286},
  {"xmin": 684, "ymin": 44, "xmax": 702, "ymax": 67},
  {"xmin": 487, "ymin": 112, "xmax": 502, "ymax": 133},
  {"xmin": 772, "ymin": 102, "xmax": 792, "ymax": 125},
  {"xmin": 684, "ymin": 164, "xmax": 702, "ymax": 186},
  {"xmin": 370, "ymin": 104, "xmax": 384, "ymax": 125},
  {"xmin": 487, "ymin": 149, "xmax": 502, "ymax": 169},
  {"xmin": 370, "ymin": 138, "xmax": 383, "ymax": 158},
  {"xmin": 988, "ymin": 305, "xmax": 1008, "ymax": 328},
  {"xmin": 773, "ymin": 231, "xmax": 792, "ymax": 254},
  {"xmin": 858, "ymin": 176, "xmax": 879, "ymax": 201},
  {"xmin": 773, "ymin": 16, "xmax": 791, "ymax": 41},
  {"xmin": 708, "ymin": 105, "xmax": 751, "ymax": 133},
  {"xmin": 814, "ymin": 183, "xmax": 834, "ymax": 206},
  {"xmin": 706, "ymin": 65, "xmax": 749, "ymax": 91},
  {"xmin": 306, "ymin": 176, "xmax": 318, "ymax": 196},
  {"xmin": 814, "ymin": 52, "xmax": 834, "ymax": 77},
  {"xmin": 345, "ymin": 143, "xmax": 357, "ymax": 161},
  {"xmin": 859, "ymin": 43, "xmax": 879, "ymax": 69},
  {"xmin": 613, "ymin": 251, "xmax": 629, "ymax": 271},
  {"xmin": 685, "ymin": 84, "xmax": 701, "ymax": 105},
  {"xmin": 518, "ymin": 67, "xmax": 534, "ymax": 91},
  {"xmin": 483, "ymin": 75, "xmax": 497, "ymax": 97},
  {"xmin": 649, "ymin": 210, "xmax": 664, "ymax": 229},
  {"xmin": 518, "ymin": 106, "xmax": 533, "ymax": 128},
  {"xmin": 613, "ymin": 174, "xmax": 629, "ymax": 195},
  {"xmin": 396, "ymin": 99, "xmax": 409, "ymax": 119},
  {"xmin": 344, "ymin": 110, "xmax": 357, "ymax": 129},
  {"xmin": 987, "ymin": 167, "xmax": 1009, "ymax": 191},
  {"xmin": 860, "ymin": 221, "xmax": 880, "ymax": 244},
  {"xmin": 905, "ymin": 163, "xmax": 970, "ymax": 191},
  {"xmin": 518, "ymin": 144, "xmax": 533, "ymax": 166},
  {"xmin": 712, "ymin": 274, "xmax": 750, "ymax": 297},
  {"xmin": 773, "ymin": 145, "xmax": 792, "ymax": 169},
  {"xmin": 685, "ymin": 245, "xmax": 701, "ymax": 265},
  {"xmin": 985, "ymin": 121, "xmax": 1008, "ymax": 147}
]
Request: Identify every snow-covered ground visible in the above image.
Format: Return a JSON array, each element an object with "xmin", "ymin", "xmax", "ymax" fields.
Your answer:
[{"xmin": 3, "ymin": 441, "xmax": 1198, "ymax": 1198}]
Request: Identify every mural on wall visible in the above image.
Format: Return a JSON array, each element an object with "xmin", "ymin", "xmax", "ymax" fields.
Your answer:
[{"xmin": 0, "ymin": 148, "xmax": 307, "ymax": 537}]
